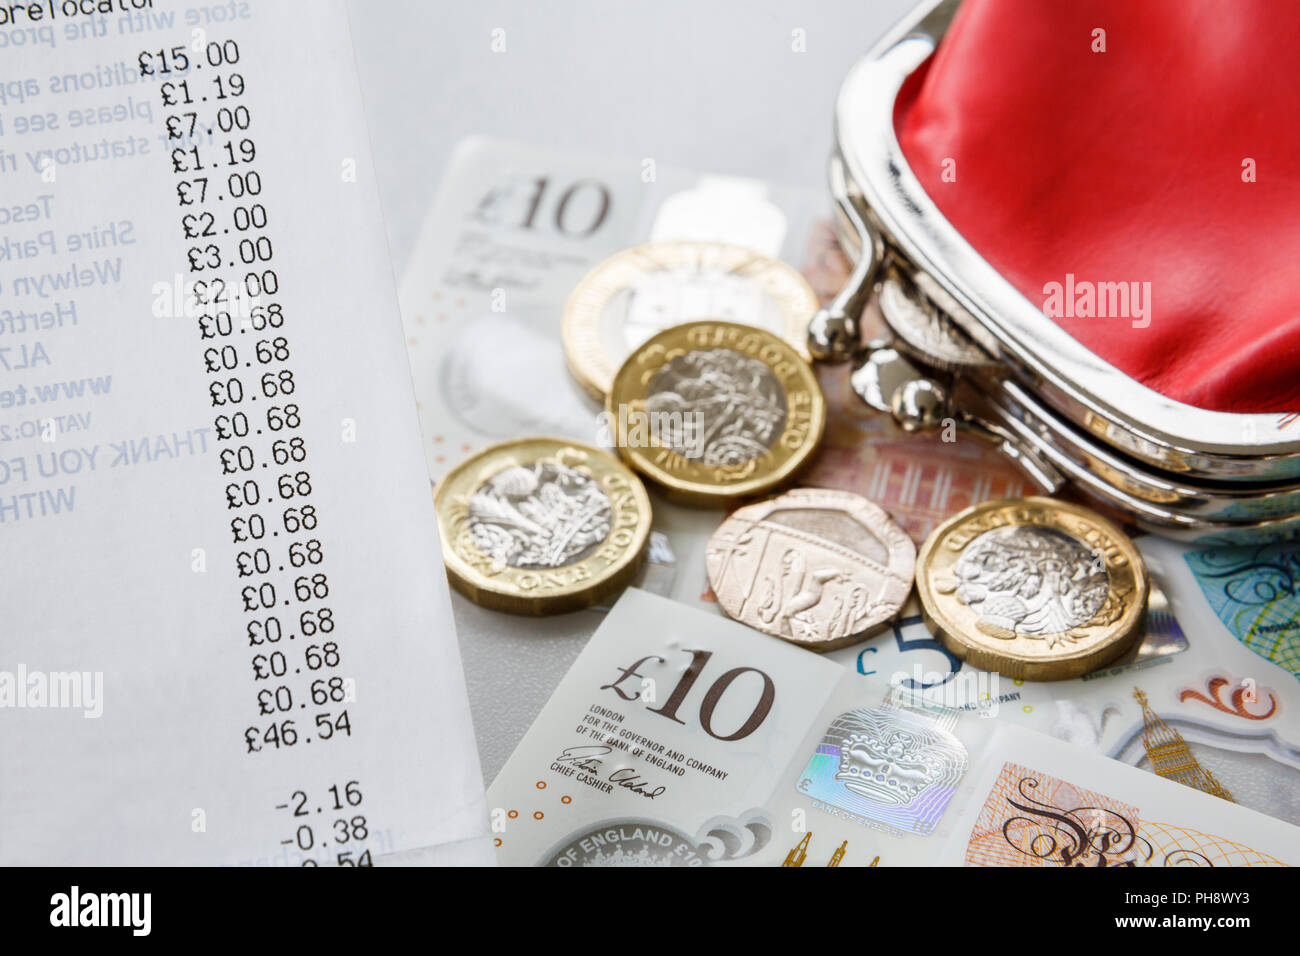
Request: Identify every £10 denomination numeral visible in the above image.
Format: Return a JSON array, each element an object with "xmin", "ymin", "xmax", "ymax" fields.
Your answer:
[{"xmin": 600, "ymin": 649, "xmax": 775, "ymax": 741}]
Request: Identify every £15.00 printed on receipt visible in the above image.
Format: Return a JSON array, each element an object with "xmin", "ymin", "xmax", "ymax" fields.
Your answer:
[{"xmin": 0, "ymin": 0, "xmax": 489, "ymax": 865}]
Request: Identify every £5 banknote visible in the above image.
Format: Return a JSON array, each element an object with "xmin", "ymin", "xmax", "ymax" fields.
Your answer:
[{"xmin": 823, "ymin": 535, "xmax": 1300, "ymax": 826}]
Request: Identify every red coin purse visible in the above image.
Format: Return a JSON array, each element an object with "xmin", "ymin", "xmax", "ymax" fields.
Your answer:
[
  {"xmin": 896, "ymin": 0, "xmax": 1300, "ymax": 414},
  {"xmin": 815, "ymin": 0, "xmax": 1300, "ymax": 541}
]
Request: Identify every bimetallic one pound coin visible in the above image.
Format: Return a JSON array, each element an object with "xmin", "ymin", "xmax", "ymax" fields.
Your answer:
[
  {"xmin": 606, "ymin": 320, "xmax": 826, "ymax": 507},
  {"xmin": 433, "ymin": 438, "xmax": 652, "ymax": 615},
  {"xmin": 916, "ymin": 497, "xmax": 1149, "ymax": 681},
  {"xmin": 563, "ymin": 241, "xmax": 818, "ymax": 399},
  {"xmin": 707, "ymin": 488, "xmax": 915, "ymax": 650}
]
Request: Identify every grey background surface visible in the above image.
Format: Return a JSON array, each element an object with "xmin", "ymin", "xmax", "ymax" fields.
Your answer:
[
  {"xmin": 349, "ymin": 0, "xmax": 914, "ymax": 272},
  {"xmin": 347, "ymin": 0, "xmax": 914, "ymax": 779}
]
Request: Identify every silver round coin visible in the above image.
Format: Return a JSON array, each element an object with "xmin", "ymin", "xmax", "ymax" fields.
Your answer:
[
  {"xmin": 706, "ymin": 488, "xmax": 915, "ymax": 650},
  {"xmin": 877, "ymin": 271, "xmax": 996, "ymax": 372},
  {"xmin": 563, "ymin": 241, "xmax": 817, "ymax": 399}
]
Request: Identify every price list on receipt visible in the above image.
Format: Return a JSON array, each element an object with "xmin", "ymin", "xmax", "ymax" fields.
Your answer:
[{"xmin": 0, "ymin": 0, "xmax": 490, "ymax": 865}]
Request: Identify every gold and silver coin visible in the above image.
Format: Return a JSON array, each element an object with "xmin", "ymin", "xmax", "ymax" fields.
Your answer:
[
  {"xmin": 433, "ymin": 438, "xmax": 652, "ymax": 615},
  {"xmin": 606, "ymin": 320, "xmax": 826, "ymax": 507},
  {"xmin": 706, "ymin": 488, "xmax": 915, "ymax": 651},
  {"xmin": 916, "ymin": 497, "xmax": 1149, "ymax": 681},
  {"xmin": 562, "ymin": 240, "xmax": 819, "ymax": 399}
]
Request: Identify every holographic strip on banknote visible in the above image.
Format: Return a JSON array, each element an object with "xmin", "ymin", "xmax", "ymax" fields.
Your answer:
[{"xmin": 795, "ymin": 704, "xmax": 967, "ymax": 835}]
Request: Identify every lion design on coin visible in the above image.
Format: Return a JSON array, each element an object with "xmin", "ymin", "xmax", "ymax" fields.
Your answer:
[{"xmin": 466, "ymin": 463, "xmax": 612, "ymax": 570}]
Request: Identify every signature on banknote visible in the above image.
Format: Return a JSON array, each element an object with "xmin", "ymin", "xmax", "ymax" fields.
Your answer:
[{"xmin": 553, "ymin": 745, "xmax": 667, "ymax": 799}]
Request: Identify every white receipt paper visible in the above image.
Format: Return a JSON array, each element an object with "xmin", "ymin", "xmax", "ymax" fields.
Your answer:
[{"xmin": 0, "ymin": 0, "xmax": 490, "ymax": 865}]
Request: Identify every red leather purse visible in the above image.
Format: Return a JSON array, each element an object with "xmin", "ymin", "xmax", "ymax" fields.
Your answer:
[
  {"xmin": 813, "ymin": 0, "xmax": 1300, "ymax": 540},
  {"xmin": 895, "ymin": 0, "xmax": 1300, "ymax": 413}
]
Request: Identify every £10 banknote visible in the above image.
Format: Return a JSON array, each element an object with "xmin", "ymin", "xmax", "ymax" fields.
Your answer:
[{"xmin": 487, "ymin": 589, "xmax": 1300, "ymax": 866}]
